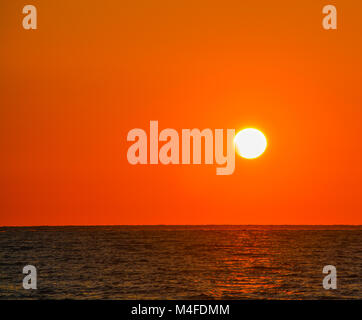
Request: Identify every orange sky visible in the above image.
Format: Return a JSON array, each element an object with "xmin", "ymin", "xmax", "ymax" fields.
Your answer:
[{"xmin": 0, "ymin": 0, "xmax": 361, "ymax": 225}]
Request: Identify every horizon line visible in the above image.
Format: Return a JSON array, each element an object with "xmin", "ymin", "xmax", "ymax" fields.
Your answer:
[{"xmin": 1, "ymin": 224, "xmax": 361, "ymax": 228}]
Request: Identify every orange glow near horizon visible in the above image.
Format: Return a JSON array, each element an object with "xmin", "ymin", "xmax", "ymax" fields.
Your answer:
[{"xmin": 0, "ymin": 1, "xmax": 362, "ymax": 226}]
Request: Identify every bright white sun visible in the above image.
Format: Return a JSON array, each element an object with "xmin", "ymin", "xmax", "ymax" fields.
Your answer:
[{"xmin": 234, "ymin": 128, "xmax": 267, "ymax": 159}]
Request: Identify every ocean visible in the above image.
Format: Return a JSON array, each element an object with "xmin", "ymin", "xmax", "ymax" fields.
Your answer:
[{"xmin": 0, "ymin": 226, "xmax": 361, "ymax": 299}]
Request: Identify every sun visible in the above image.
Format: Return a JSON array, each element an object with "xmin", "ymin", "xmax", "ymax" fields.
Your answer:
[{"xmin": 234, "ymin": 128, "xmax": 267, "ymax": 159}]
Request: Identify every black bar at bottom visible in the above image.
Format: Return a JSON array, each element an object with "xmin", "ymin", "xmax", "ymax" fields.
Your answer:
[{"xmin": 0, "ymin": 300, "xmax": 360, "ymax": 318}]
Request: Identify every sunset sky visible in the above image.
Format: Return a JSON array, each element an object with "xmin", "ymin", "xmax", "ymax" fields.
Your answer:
[{"xmin": 0, "ymin": 0, "xmax": 361, "ymax": 225}]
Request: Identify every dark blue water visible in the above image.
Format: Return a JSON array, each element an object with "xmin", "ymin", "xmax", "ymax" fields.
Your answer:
[{"xmin": 0, "ymin": 226, "xmax": 361, "ymax": 299}]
